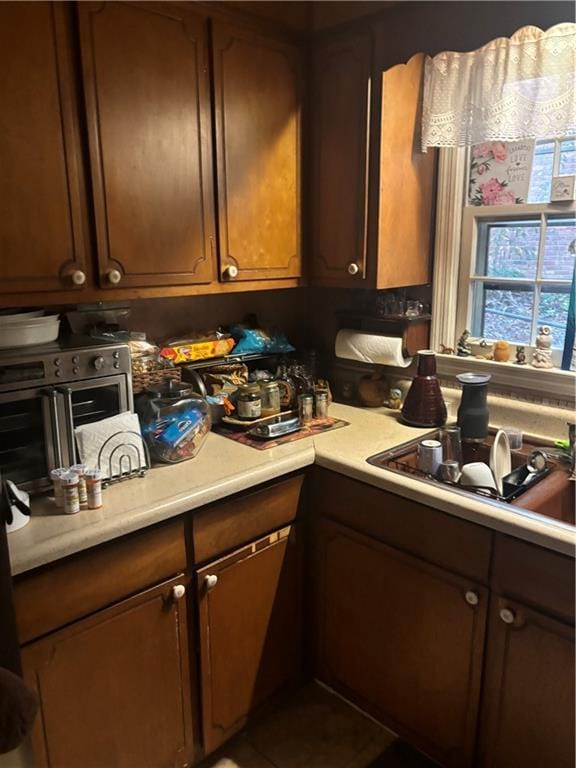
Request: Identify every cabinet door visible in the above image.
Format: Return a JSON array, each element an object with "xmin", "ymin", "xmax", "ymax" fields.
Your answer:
[
  {"xmin": 310, "ymin": 33, "xmax": 372, "ymax": 286},
  {"xmin": 212, "ymin": 22, "xmax": 302, "ymax": 282},
  {"xmin": 79, "ymin": 1, "xmax": 215, "ymax": 289},
  {"xmin": 0, "ymin": 2, "xmax": 89, "ymax": 294},
  {"xmin": 22, "ymin": 575, "xmax": 196, "ymax": 768},
  {"xmin": 478, "ymin": 596, "xmax": 575, "ymax": 768},
  {"xmin": 314, "ymin": 518, "xmax": 487, "ymax": 768},
  {"xmin": 197, "ymin": 525, "xmax": 302, "ymax": 754},
  {"xmin": 376, "ymin": 54, "xmax": 436, "ymax": 289}
]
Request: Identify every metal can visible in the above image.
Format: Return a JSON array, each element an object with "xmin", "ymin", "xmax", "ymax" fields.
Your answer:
[
  {"xmin": 237, "ymin": 383, "xmax": 262, "ymax": 420},
  {"xmin": 259, "ymin": 380, "xmax": 281, "ymax": 417},
  {"xmin": 298, "ymin": 394, "xmax": 314, "ymax": 425},
  {"xmin": 315, "ymin": 390, "xmax": 329, "ymax": 419}
]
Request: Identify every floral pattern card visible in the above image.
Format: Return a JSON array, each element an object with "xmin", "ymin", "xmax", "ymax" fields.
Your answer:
[{"xmin": 468, "ymin": 140, "xmax": 534, "ymax": 206}]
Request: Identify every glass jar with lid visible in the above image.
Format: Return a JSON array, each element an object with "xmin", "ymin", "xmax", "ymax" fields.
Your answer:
[
  {"xmin": 259, "ymin": 380, "xmax": 281, "ymax": 417},
  {"xmin": 138, "ymin": 380, "xmax": 211, "ymax": 463},
  {"xmin": 236, "ymin": 383, "xmax": 262, "ymax": 420}
]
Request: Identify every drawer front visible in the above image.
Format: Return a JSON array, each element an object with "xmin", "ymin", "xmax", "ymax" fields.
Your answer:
[
  {"xmin": 492, "ymin": 534, "xmax": 575, "ymax": 622},
  {"xmin": 311, "ymin": 468, "xmax": 492, "ymax": 583},
  {"xmin": 14, "ymin": 518, "xmax": 186, "ymax": 644},
  {"xmin": 192, "ymin": 473, "xmax": 304, "ymax": 564}
]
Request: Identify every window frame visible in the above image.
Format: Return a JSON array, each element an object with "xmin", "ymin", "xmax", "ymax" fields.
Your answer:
[
  {"xmin": 431, "ymin": 147, "xmax": 576, "ymax": 400},
  {"xmin": 455, "ymin": 202, "xmax": 576, "ymax": 354}
]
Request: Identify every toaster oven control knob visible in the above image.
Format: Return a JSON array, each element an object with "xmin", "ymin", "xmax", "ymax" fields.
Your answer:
[
  {"xmin": 72, "ymin": 356, "xmax": 79, "ymax": 364},
  {"xmin": 55, "ymin": 370, "xmax": 62, "ymax": 377},
  {"xmin": 92, "ymin": 356, "xmax": 105, "ymax": 371},
  {"xmin": 223, "ymin": 264, "xmax": 239, "ymax": 280},
  {"xmin": 54, "ymin": 358, "xmax": 61, "ymax": 367},
  {"xmin": 73, "ymin": 367, "xmax": 79, "ymax": 375},
  {"xmin": 71, "ymin": 270, "xmax": 86, "ymax": 286},
  {"xmin": 106, "ymin": 268, "xmax": 122, "ymax": 285}
]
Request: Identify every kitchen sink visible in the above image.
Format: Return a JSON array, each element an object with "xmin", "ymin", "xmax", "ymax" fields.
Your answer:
[{"xmin": 367, "ymin": 430, "xmax": 575, "ymax": 527}]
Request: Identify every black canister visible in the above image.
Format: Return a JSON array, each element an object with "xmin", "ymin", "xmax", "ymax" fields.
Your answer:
[{"xmin": 456, "ymin": 373, "xmax": 491, "ymax": 442}]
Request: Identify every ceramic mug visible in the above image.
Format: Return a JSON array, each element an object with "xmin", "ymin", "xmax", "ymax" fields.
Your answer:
[{"xmin": 416, "ymin": 439, "xmax": 443, "ymax": 476}]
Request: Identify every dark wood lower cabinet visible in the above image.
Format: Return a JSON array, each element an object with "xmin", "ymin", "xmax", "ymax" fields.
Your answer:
[
  {"xmin": 313, "ymin": 517, "xmax": 487, "ymax": 768},
  {"xmin": 197, "ymin": 525, "xmax": 302, "ymax": 754},
  {"xmin": 22, "ymin": 575, "xmax": 195, "ymax": 768},
  {"xmin": 478, "ymin": 596, "xmax": 575, "ymax": 768}
]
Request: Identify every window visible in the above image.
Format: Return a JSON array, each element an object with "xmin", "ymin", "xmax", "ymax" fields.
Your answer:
[{"xmin": 457, "ymin": 140, "xmax": 576, "ymax": 352}]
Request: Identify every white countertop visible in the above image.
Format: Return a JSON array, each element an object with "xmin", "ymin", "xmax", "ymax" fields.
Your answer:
[{"xmin": 8, "ymin": 402, "xmax": 575, "ymax": 575}]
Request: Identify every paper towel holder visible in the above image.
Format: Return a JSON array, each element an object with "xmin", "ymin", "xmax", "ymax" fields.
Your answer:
[{"xmin": 336, "ymin": 310, "xmax": 430, "ymax": 357}]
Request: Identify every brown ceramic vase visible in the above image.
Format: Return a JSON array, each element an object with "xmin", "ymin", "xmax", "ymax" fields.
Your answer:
[{"xmin": 401, "ymin": 350, "xmax": 447, "ymax": 427}]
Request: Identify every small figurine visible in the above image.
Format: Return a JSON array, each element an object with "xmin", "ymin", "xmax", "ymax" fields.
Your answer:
[
  {"xmin": 387, "ymin": 387, "xmax": 403, "ymax": 410},
  {"xmin": 457, "ymin": 329, "xmax": 472, "ymax": 357},
  {"xmin": 515, "ymin": 345, "xmax": 527, "ymax": 365},
  {"xmin": 532, "ymin": 325, "xmax": 554, "ymax": 369},
  {"xmin": 493, "ymin": 340, "xmax": 511, "ymax": 362},
  {"xmin": 439, "ymin": 344, "xmax": 454, "ymax": 355}
]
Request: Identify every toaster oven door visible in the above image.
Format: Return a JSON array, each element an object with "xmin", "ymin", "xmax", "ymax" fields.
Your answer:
[
  {"xmin": 0, "ymin": 388, "xmax": 62, "ymax": 491},
  {"xmin": 56, "ymin": 375, "xmax": 131, "ymax": 465}
]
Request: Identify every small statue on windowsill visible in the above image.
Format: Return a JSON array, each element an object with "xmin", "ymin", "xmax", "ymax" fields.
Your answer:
[
  {"xmin": 515, "ymin": 345, "xmax": 527, "ymax": 365},
  {"xmin": 387, "ymin": 387, "xmax": 403, "ymax": 410},
  {"xmin": 457, "ymin": 329, "xmax": 472, "ymax": 357},
  {"xmin": 531, "ymin": 326, "xmax": 554, "ymax": 369}
]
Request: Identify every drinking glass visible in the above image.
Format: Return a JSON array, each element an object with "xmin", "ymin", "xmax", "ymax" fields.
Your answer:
[{"xmin": 440, "ymin": 426, "xmax": 463, "ymax": 469}]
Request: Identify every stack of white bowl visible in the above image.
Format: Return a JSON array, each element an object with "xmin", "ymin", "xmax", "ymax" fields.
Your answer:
[{"xmin": 0, "ymin": 310, "xmax": 60, "ymax": 348}]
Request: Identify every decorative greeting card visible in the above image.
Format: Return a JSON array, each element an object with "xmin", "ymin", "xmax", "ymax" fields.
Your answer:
[{"xmin": 468, "ymin": 140, "xmax": 534, "ymax": 206}]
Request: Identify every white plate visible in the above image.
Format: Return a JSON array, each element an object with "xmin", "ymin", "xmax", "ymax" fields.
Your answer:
[{"xmin": 490, "ymin": 429, "xmax": 512, "ymax": 495}]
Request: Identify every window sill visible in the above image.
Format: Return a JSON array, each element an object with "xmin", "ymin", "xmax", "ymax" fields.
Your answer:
[{"xmin": 436, "ymin": 353, "xmax": 576, "ymax": 401}]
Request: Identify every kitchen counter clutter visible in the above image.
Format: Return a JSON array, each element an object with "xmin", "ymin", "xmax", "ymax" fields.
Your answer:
[{"xmin": 8, "ymin": 401, "xmax": 575, "ymax": 575}]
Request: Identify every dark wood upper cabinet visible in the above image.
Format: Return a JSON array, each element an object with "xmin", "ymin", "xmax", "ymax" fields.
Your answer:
[
  {"xmin": 0, "ymin": 2, "xmax": 90, "ymax": 294},
  {"xmin": 197, "ymin": 525, "xmax": 302, "ymax": 754},
  {"xmin": 78, "ymin": 1, "xmax": 216, "ymax": 289},
  {"xmin": 22, "ymin": 575, "xmax": 195, "ymax": 768},
  {"xmin": 314, "ymin": 518, "xmax": 487, "ymax": 768},
  {"xmin": 212, "ymin": 21, "xmax": 303, "ymax": 282},
  {"xmin": 311, "ymin": 33, "xmax": 372, "ymax": 286},
  {"xmin": 478, "ymin": 596, "xmax": 575, "ymax": 768},
  {"xmin": 311, "ymin": 40, "xmax": 435, "ymax": 289}
]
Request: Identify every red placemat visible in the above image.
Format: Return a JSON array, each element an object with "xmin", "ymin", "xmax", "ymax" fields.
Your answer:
[{"xmin": 213, "ymin": 417, "xmax": 349, "ymax": 450}]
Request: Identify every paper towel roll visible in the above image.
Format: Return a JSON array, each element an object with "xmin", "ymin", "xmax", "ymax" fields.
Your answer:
[{"xmin": 335, "ymin": 329, "xmax": 412, "ymax": 368}]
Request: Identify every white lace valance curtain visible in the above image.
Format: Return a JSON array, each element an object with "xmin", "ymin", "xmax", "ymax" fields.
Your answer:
[{"xmin": 421, "ymin": 24, "xmax": 576, "ymax": 150}]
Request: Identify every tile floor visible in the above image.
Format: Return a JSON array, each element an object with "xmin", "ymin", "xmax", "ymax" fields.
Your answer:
[{"xmin": 201, "ymin": 684, "xmax": 437, "ymax": 768}]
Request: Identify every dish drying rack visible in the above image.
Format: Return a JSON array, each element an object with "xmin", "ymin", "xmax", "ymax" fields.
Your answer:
[{"xmin": 97, "ymin": 430, "xmax": 150, "ymax": 487}]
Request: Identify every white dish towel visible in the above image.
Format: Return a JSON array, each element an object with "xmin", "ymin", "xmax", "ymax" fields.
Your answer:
[{"xmin": 75, "ymin": 412, "xmax": 146, "ymax": 479}]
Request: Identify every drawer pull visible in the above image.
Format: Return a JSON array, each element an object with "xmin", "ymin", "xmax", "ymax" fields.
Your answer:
[
  {"xmin": 106, "ymin": 268, "xmax": 122, "ymax": 285},
  {"xmin": 499, "ymin": 607, "xmax": 516, "ymax": 625},
  {"xmin": 464, "ymin": 590, "xmax": 479, "ymax": 606},
  {"xmin": 71, "ymin": 270, "xmax": 86, "ymax": 286},
  {"xmin": 223, "ymin": 264, "xmax": 239, "ymax": 280},
  {"xmin": 204, "ymin": 574, "xmax": 218, "ymax": 591},
  {"xmin": 347, "ymin": 262, "xmax": 360, "ymax": 276},
  {"xmin": 171, "ymin": 584, "xmax": 186, "ymax": 601}
]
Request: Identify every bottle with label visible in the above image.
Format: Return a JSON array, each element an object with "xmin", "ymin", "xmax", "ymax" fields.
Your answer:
[{"xmin": 276, "ymin": 361, "xmax": 296, "ymax": 411}]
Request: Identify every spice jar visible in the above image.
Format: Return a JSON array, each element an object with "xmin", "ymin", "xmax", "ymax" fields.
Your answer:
[
  {"xmin": 298, "ymin": 393, "xmax": 314, "ymax": 425},
  {"xmin": 61, "ymin": 471, "xmax": 80, "ymax": 515},
  {"xmin": 71, "ymin": 464, "xmax": 88, "ymax": 508},
  {"xmin": 85, "ymin": 468, "xmax": 103, "ymax": 509},
  {"xmin": 50, "ymin": 468, "xmax": 67, "ymax": 508},
  {"xmin": 259, "ymin": 380, "xmax": 281, "ymax": 417},
  {"xmin": 315, "ymin": 390, "xmax": 329, "ymax": 419},
  {"xmin": 237, "ymin": 383, "xmax": 262, "ymax": 420}
]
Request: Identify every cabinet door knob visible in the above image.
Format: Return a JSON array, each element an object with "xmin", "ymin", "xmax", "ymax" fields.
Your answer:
[
  {"xmin": 223, "ymin": 264, "xmax": 239, "ymax": 280},
  {"xmin": 499, "ymin": 607, "xmax": 516, "ymax": 624},
  {"xmin": 204, "ymin": 574, "xmax": 218, "ymax": 590},
  {"xmin": 464, "ymin": 590, "xmax": 479, "ymax": 606},
  {"xmin": 71, "ymin": 269, "xmax": 86, "ymax": 286},
  {"xmin": 347, "ymin": 262, "xmax": 360, "ymax": 276},
  {"xmin": 106, "ymin": 268, "xmax": 122, "ymax": 285},
  {"xmin": 171, "ymin": 584, "xmax": 186, "ymax": 601}
]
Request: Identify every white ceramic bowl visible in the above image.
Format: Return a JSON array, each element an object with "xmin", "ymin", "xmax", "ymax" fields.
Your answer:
[
  {"xmin": 0, "ymin": 310, "xmax": 44, "ymax": 324},
  {"xmin": 0, "ymin": 317, "xmax": 60, "ymax": 348},
  {"xmin": 460, "ymin": 462, "xmax": 498, "ymax": 492}
]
